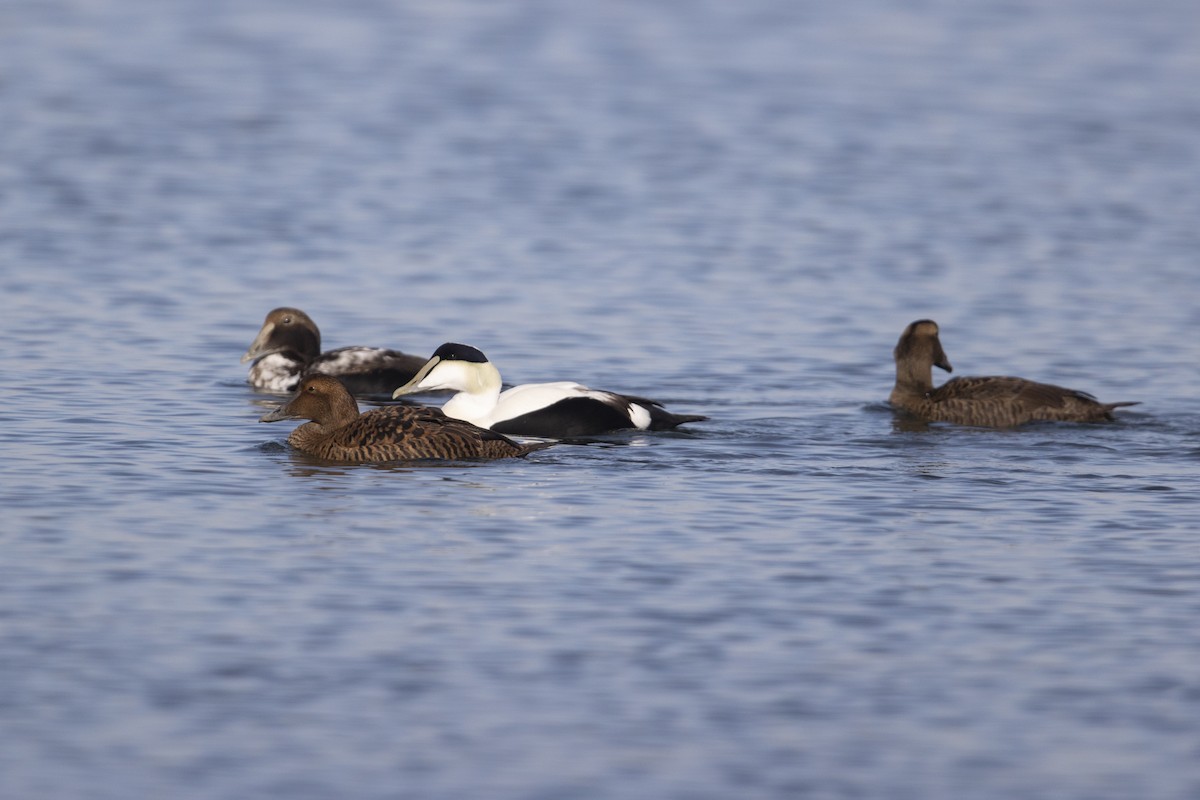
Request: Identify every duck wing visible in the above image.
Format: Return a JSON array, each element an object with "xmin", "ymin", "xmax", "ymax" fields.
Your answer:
[
  {"xmin": 308, "ymin": 406, "xmax": 541, "ymax": 461},
  {"xmin": 933, "ymin": 376, "xmax": 1080, "ymax": 403},
  {"xmin": 929, "ymin": 376, "xmax": 1128, "ymax": 425},
  {"xmin": 490, "ymin": 382, "xmax": 706, "ymax": 437},
  {"xmin": 491, "ymin": 395, "xmax": 642, "ymax": 437}
]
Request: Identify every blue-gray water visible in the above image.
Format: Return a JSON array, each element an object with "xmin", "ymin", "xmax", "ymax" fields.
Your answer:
[{"xmin": 2, "ymin": 1, "xmax": 1199, "ymax": 798}]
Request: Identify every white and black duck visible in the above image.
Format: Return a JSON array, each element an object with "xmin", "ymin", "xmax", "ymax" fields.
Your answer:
[{"xmin": 391, "ymin": 342, "xmax": 707, "ymax": 438}]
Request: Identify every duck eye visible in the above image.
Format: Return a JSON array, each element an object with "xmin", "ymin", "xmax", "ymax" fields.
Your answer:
[{"xmin": 282, "ymin": 316, "xmax": 292, "ymax": 324}]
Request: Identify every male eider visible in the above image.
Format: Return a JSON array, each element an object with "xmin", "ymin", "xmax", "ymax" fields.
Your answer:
[
  {"xmin": 889, "ymin": 319, "xmax": 1138, "ymax": 427},
  {"xmin": 242, "ymin": 307, "xmax": 427, "ymax": 395},
  {"xmin": 260, "ymin": 374, "xmax": 549, "ymax": 462},
  {"xmin": 391, "ymin": 343, "xmax": 708, "ymax": 438}
]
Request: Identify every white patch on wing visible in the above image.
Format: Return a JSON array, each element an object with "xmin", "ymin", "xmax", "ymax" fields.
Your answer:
[
  {"xmin": 314, "ymin": 347, "xmax": 388, "ymax": 373},
  {"xmin": 625, "ymin": 402, "xmax": 652, "ymax": 430},
  {"xmin": 248, "ymin": 354, "xmax": 302, "ymax": 392}
]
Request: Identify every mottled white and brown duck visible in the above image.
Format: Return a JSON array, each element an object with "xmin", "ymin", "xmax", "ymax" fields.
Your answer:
[
  {"xmin": 260, "ymin": 375, "xmax": 550, "ymax": 462},
  {"xmin": 242, "ymin": 307, "xmax": 427, "ymax": 395},
  {"xmin": 889, "ymin": 320, "xmax": 1137, "ymax": 427}
]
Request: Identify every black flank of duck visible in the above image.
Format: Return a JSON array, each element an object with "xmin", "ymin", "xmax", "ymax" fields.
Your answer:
[
  {"xmin": 890, "ymin": 319, "xmax": 1138, "ymax": 427},
  {"xmin": 260, "ymin": 374, "xmax": 551, "ymax": 462},
  {"xmin": 242, "ymin": 307, "xmax": 428, "ymax": 395}
]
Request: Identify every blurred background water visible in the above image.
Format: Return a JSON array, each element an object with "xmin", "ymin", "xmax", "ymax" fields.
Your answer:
[{"xmin": 2, "ymin": 1, "xmax": 1199, "ymax": 798}]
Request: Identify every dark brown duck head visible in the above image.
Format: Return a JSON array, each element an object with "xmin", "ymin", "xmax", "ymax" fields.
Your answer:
[
  {"xmin": 893, "ymin": 319, "xmax": 954, "ymax": 394},
  {"xmin": 241, "ymin": 307, "xmax": 322, "ymax": 365},
  {"xmin": 260, "ymin": 374, "xmax": 360, "ymax": 429}
]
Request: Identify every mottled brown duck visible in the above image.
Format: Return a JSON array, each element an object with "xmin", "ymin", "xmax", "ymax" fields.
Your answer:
[
  {"xmin": 242, "ymin": 307, "xmax": 428, "ymax": 395},
  {"xmin": 260, "ymin": 375, "xmax": 550, "ymax": 462},
  {"xmin": 889, "ymin": 319, "xmax": 1138, "ymax": 427}
]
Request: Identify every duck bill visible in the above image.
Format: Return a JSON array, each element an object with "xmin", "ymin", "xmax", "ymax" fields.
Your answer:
[
  {"xmin": 933, "ymin": 341, "xmax": 953, "ymax": 373},
  {"xmin": 259, "ymin": 403, "xmax": 297, "ymax": 423},
  {"xmin": 391, "ymin": 355, "xmax": 441, "ymax": 398},
  {"xmin": 241, "ymin": 323, "xmax": 278, "ymax": 363}
]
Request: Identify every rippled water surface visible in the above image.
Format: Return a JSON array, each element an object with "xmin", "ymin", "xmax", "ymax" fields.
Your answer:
[{"xmin": 3, "ymin": 1, "xmax": 1200, "ymax": 798}]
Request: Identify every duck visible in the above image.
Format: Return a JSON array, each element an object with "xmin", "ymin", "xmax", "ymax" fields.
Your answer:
[
  {"xmin": 391, "ymin": 343, "xmax": 708, "ymax": 438},
  {"xmin": 259, "ymin": 374, "xmax": 549, "ymax": 462},
  {"xmin": 242, "ymin": 307, "xmax": 428, "ymax": 395},
  {"xmin": 889, "ymin": 319, "xmax": 1138, "ymax": 427}
]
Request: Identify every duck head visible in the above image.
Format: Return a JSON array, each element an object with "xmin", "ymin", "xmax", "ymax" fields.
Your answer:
[
  {"xmin": 260, "ymin": 374, "xmax": 359, "ymax": 428},
  {"xmin": 894, "ymin": 319, "xmax": 953, "ymax": 373},
  {"xmin": 242, "ymin": 307, "xmax": 321, "ymax": 363},
  {"xmin": 392, "ymin": 342, "xmax": 502, "ymax": 398}
]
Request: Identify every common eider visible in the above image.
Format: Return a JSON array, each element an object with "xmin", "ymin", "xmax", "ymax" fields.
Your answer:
[
  {"xmin": 391, "ymin": 343, "xmax": 708, "ymax": 438},
  {"xmin": 260, "ymin": 374, "xmax": 549, "ymax": 462},
  {"xmin": 889, "ymin": 319, "xmax": 1138, "ymax": 427},
  {"xmin": 242, "ymin": 307, "xmax": 427, "ymax": 395}
]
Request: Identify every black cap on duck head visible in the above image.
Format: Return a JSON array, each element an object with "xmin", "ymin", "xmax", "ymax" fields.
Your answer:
[
  {"xmin": 430, "ymin": 343, "xmax": 489, "ymax": 363},
  {"xmin": 392, "ymin": 342, "xmax": 492, "ymax": 398}
]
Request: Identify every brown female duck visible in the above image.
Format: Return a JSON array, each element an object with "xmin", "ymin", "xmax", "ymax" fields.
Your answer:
[
  {"xmin": 890, "ymin": 320, "xmax": 1138, "ymax": 427},
  {"xmin": 260, "ymin": 375, "xmax": 550, "ymax": 462},
  {"xmin": 242, "ymin": 307, "xmax": 427, "ymax": 395}
]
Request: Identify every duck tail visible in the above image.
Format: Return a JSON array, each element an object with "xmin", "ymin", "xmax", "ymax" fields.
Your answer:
[
  {"xmin": 647, "ymin": 409, "xmax": 709, "ymax": 431},
  {"xmin": 1103, "ymin": 401, "xmax": 1140, "ymax": 420},
  {"xmin": 517, "ymin": 440, "xmax": 556, "ymax": 457}
]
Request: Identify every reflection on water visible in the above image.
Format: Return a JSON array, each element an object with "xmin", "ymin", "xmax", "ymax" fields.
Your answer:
[
  {"xmin": 279, "ymin": 452, "xmax": 538, "ymax": 476},
  {"xmin": 890, "ymin": 414, "xmax": 935, "ymax": 434}
]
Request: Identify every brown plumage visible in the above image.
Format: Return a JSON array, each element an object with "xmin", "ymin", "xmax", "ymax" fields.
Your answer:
[
  {"xmin": 889, "ymin": 319, "xmax": 1138, "ymax": 427},
  {"xmin": 260, "ymin": 374, "xmax": 550, "ymax": 462}
]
